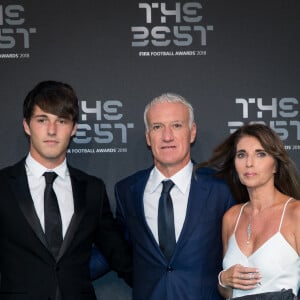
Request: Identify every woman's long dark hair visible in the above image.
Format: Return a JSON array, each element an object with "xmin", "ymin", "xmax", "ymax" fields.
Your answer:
[{"xmin": 196, "ymin": 124, "xmax": 300, "ymax": 203}]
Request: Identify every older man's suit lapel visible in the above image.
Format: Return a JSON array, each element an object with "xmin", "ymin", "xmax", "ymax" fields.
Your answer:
[
  {"xmin": 131, "ymin": 169, "xmax": 164, "ymax": 251},
  {"xmin": 137, "ymin": 169, "xmax": 212, "ymax": 261},
  {"xmin": 175, "ymin": 172, "xmax": 210, "ymax": 253},
  {"xmin": 127, "ymin": 167, "xmax": 214, "ymax": 262},
  {"xmin": 131, "ymin": 171, "xmax": 151, "ymax": 233},
  {"xmin": 131, "ymin": 168, "xmax": 174, "ymax": 261}
]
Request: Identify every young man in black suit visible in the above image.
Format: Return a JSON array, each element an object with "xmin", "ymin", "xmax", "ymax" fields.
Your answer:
[{"xmin": 0, "ymin": 80, "xmax": 132, "ymax": 300}]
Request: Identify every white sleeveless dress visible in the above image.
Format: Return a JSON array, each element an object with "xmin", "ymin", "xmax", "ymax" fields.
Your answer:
[{"xmin": 223, "ymin": 198, "xmax": 300, "ymax": 297}]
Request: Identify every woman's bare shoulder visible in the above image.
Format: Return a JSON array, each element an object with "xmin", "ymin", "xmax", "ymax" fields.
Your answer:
[
  {"xmin": 223, "ymin": 203, "xmax": 246, "ymax": 230},
  {"xmin": 224, "ymin": 203, "xmax": 245, "ymax": 219},
  {"xmin": 289, "ymin": 198, "xmax": 300, "ymax": 218}
]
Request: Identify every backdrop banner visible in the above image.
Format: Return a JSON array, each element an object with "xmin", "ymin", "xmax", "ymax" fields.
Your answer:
[{"xmin": 1, "ymin": 1, "xmax": 300, "ymax": 299}]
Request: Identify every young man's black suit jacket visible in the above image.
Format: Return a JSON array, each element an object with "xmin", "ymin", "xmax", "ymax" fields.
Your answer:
[{"xmin": 0, "ymin": 158, "xmax": 132, "ymax": 300}]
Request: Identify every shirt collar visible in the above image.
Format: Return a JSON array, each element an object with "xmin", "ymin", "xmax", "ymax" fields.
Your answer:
[
  {"xmin": 149, "ymin": 161, "xmax": 193, "ymax": 194},
  {"xmin": 25, "ymin": 153, "xmax": 69, "ymax": 179}
]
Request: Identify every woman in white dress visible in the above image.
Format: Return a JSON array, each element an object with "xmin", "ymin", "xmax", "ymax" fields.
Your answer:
[{"xmin": 197, "ymin": 123, "xmax": 300, "ymax": 299}]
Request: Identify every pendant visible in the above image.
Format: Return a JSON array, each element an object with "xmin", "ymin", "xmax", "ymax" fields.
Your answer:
[{"xmin": 247, "ymin": 223, "xmax": 251, "ymax": 244}]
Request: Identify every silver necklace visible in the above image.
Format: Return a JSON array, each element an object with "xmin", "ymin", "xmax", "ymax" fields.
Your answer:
[
  {"xmin": 246, "ymin": 206, "xmax": 270, "ymax": 244},
  {"xmin": 246, "ymin": 221, "xmax": 252, "ymax": 244},
  {"xmin": 246, "ymin": 201, "xmax": 278, "ymax": 245}
]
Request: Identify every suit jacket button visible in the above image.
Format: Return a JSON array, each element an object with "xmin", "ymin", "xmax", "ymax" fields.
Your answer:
[{"xmin": 167, "ymin": 266, "xmax": 173, "ymax": 272}]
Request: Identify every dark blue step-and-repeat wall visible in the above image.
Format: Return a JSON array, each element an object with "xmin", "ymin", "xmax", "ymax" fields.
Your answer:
[{"xmin": 1, "ymin": 1, "xmax": 300, "ymax": 299}]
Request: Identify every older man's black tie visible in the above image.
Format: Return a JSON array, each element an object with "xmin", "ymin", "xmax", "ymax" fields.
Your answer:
[
  {"xmin": 158, "ymin": 180, "xmax": 176, "ymax": 260},
  {"xmin": 43, "ymin": 172, "xmax": 63, "ymax": 258}
]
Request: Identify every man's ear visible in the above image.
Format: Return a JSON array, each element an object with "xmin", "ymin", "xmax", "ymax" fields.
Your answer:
[
  {"xmin": 71, "ymin": 123, "xmax": 78, "ymax": 137},
  {"xmin": 190, "ymin": 122, "xmax": 197, "ymax": 143},
  {"xmin": 145, "ymin": 131, "xmax": 151, "ymax": 147},
  {"xmin": 23, "ymin": 119, "xmax": 31, "ymax": 136}
]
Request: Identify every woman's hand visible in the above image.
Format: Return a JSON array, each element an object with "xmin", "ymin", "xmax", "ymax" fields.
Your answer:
[{"xmin": 220, "ymin": 264, "xmax": 261, "ymax": 290}]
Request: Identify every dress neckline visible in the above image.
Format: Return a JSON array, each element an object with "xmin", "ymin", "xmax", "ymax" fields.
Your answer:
[
  {"xmin": 232, "ymin": 197, "xmax": 295, "ymax": 257},
  {"xmin": 232, "ymin": 232, "xmax": 299, "ymax": 259}
]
